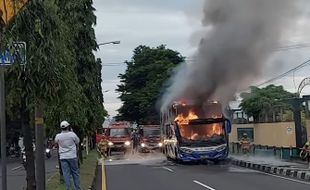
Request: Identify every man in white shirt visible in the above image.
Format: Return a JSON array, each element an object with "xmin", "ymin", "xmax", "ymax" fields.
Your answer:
[{"xmin": 55, "ymin": 121, "xmax": 80, "ymax": 190}]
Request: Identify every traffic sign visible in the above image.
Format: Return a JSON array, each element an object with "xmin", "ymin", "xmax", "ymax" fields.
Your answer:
[
  {"xmin": 0, "ymin": 0, "xmax": 29, "ymax": 25},
  {"xmin": 0, "ymin": 42, "xmax": 26, "ymax": 65}
]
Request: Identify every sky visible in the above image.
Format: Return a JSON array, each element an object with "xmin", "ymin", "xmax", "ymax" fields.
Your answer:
[{"xmin": 94, "ymin": 0, "xmax": 310, "ymax": 117}]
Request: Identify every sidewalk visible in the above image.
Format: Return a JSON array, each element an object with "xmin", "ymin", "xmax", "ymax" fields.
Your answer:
[{"xmin": 231, "ymin": 154, "xmax": 310, "ymax": 181}]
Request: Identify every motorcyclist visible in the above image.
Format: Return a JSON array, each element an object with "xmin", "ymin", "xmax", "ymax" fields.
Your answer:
[
  {"xmin": 240, "ymin": 133, "xmax": 251, "ymax": 154},
  {"xmin": 300, "ymin": 140, "xmax": 310, "ymax": 169}
]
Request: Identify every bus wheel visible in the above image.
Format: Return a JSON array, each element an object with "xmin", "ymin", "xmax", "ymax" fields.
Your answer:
[
  {"xmin": 174, "ymin": 149, "xmax": 181, "ymax": 164},
  {"xmin": 165, "ymin": 147, "xmax": 171, "ymax": 160},
  {"xmin": 162, "ymin": 146, "xmax": 166, "ymax": 154}
]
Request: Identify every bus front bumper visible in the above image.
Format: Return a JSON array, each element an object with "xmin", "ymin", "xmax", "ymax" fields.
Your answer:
[{"xmin": 178, "ymin": 146, "xmax": 228, "ymax": 162}]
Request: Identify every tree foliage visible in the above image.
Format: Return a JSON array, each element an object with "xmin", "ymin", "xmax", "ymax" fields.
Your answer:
[
  {"xmin": 4, "ymin": 0, "xmax": 106, "ymax": 135},
  {"xmin": 240, "ymin": 85, "xmax": 295, "ymax": 122},
  {"xmin": 116, "ymin": 45, "xmax": 184, "ymax": 124},
  {"xmin": 1, "ymin": 0, "xmax": 107, "ymax": 188}
]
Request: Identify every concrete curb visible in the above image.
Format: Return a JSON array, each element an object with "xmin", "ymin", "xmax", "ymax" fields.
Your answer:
[
  {"xmin": 231, "ymin": 159, "xmax": 310, "ymax": 181},
  {"xmin": 90, "ymin": 160, "xmax": 100, "ymax": 190}
]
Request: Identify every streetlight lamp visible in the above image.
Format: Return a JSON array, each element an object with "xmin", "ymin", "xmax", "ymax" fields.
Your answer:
[{"xmin": 98, "ymin": 41, "xmax": 120, "ymax": 47}]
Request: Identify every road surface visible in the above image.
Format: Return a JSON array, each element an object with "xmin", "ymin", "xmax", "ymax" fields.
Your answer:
[
  {"xmin": 100, "ymin": 152, "xmax": 310, "ymax": 190},
  {"xmin": 0, "ymin": 152, "xmax": 58, "ymax": 190}
]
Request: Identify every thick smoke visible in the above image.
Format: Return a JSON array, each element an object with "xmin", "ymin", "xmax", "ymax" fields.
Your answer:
[{"xmin": 160, "ymin": 0, "xmax": 299, "ymax": 112}]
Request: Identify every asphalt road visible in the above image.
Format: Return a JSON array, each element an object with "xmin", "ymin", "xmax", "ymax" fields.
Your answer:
[
  {"xmin": 0, "ymin": 152, "xmax": 58, "ymax": 190},
  {"xmin": 103, "ymin": 152, "xmax": 310, "ymax": 190}
]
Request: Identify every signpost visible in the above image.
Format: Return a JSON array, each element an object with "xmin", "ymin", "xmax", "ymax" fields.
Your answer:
[
  {"xmin": 0, "ymin": 66, "xmax": 6, "ymax": 190},
  {"xmin": 0, "ymin": 42, "xmax": 26, "ymax": 190}
]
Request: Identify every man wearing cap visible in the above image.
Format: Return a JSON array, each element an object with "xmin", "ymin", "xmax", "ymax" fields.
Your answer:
[{"xmin": 55, "ymin": 121, "xmax": 80, "ymax": 190}]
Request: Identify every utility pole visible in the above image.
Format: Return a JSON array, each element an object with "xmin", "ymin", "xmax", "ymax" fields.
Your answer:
[
  {"xmin": 286, "ymin": 97, "xmax": 310, "ymax": 148},
  {"xmin": 0, "ymin": 67, "xmax": 7, "ymax": 190},
  {"xmin": 35, "ymin": 103, "xmax": 45, "ymax": 190},
  {"xmin": 291, "ymin": 100, "xmax": 303, "ymax": 148}
]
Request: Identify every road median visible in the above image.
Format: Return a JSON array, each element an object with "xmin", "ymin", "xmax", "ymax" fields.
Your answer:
[{"xmin": 231, "ymin": 155, "xmax": 310, "ymax": 181}]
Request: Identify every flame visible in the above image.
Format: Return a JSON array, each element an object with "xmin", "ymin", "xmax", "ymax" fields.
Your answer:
[
  {"xmin": 210, "ymin": 123, "xmax": 224, "ymax": 136},
  {"xmin": 175, "ymin": 110, "xmax": 198, "ymax": 125}
]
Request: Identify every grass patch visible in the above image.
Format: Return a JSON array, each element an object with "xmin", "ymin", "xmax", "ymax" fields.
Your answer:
[{"xmin": 47, "ymin": 150, "xmax": 98, "ymax": 190}]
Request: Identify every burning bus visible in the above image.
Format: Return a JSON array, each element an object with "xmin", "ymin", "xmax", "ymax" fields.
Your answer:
[{"xmin": 161, "ymin": 100, "xmax": 231, "ymax": 163}]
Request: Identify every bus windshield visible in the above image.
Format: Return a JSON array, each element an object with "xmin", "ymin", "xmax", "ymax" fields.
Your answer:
[
  {"xmin": 178, "ymin": 122, "xmax": 226, "ymax": 146},
  {"xmin": 110, "ymin": 128, "xmax": 130, "ymax": 137}
]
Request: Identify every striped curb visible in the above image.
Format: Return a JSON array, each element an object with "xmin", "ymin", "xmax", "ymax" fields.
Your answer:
[{"xmin": 231, "ymin": 158, "xmax": 310, "ymax": 181}]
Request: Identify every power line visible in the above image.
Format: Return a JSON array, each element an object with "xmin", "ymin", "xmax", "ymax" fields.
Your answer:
[
  {"xmin": 100, "ymin": 43, "xmax": 310, "ymax": 66},
  {"xmin": 256, "ymin": 59, "xmax": 310, "ymax": 87},
  {"xmin": 273, "ymin": 43, "xmax": 310, "ymax": 51}
]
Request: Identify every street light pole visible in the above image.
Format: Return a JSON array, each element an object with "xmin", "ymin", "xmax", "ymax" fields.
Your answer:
[
  {"xmin": 98, "ymin": 41, "xmax": 120, "ymax": 47},
  {"xmin": 35, "ymin": 102, "xmax": 45, "ymax": 190},
  {"xmin": 0, "ymin": 67, "xmax": 7, "ymax": 190}
]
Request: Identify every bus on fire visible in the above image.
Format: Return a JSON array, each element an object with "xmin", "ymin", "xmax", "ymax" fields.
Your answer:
[{"xmin": 160, "ymin": 100, "xmax": 231, "ymax": 163}]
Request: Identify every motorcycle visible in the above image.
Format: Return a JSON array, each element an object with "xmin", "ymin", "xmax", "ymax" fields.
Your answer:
[
  {"xmin": 21, "ymin": 149, "xmax": 26, "ymax": 167},
  {"xmin": 300, "ymin": 149, "xmax": 309, "ymax": 160},
  {"xmin": 8, "ymin": 146, "xmax": 21, "ymax": 158},
  {"xmin": 46, "ymin": 148, "xmax": 51, "ymax": 159},
  {"xmin": 21, "ymin": 147, "xmax": 51, "ymax": 168},
  {"xmin": 240, "ymin": 142, "xmax": 251, "ymax": 154}
]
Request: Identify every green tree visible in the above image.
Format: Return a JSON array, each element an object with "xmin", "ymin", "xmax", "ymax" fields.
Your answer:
[
  {"xmin": 240, "ymin": 85, "xmax": 295, "ymax": 122},
  {"xmin": 56, "ymin": 0, "xmax": 107, "ymax": 158},
  {"xmin": 116, "ymin": 45, "xmax": 184, "ymax": 124},
  {"xmin": 4, "ymin": 1, "xmax": 83, "ymax": 189},
  {"xmin": 3, "ymin": 0, "xmax": 106, "ymax": 188}
]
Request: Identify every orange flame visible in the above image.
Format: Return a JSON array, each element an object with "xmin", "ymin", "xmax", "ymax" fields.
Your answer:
[
  {"xmin": 175, "ymin": 110, "xmax": 198, "ymax": 125},
  {"xmin": 210, "ymin": 123, "xmax": 224, "ymax": 136}
]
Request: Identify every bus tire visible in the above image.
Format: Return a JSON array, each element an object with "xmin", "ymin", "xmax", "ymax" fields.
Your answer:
[{"xmin": 174, "ymin": 148, "xmax": 181, "ymax": 163}]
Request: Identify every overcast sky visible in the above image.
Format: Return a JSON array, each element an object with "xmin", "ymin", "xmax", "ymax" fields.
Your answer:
[{"xmin": 94, "ymin": 0, "xmax": 310, "ymax": 116}]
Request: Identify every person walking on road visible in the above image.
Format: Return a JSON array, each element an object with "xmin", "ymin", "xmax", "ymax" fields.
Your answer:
[{"xmin": 55, "ymin": 121, "xmax": 81, "ymax": 190}]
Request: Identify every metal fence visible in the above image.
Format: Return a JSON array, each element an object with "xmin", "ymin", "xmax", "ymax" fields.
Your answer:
[{"xmin": 229, "ymin": 142, "xmax": 307, "ymax": 162}]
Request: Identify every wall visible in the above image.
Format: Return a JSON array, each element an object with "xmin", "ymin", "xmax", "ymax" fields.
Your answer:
[{"xmin": 230, "ymin": 122, "xmax": 296, "ymax": 147}]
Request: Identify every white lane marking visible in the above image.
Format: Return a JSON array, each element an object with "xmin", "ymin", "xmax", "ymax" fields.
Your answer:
[
  {"xmin": 11, "ymin": 166, "xmax": 23, "ymax": 171},
  {"xmin": 258, "ymin": 171, "xmax": 310, "ymax": 185},
  {"xmin": 193, "ymin": 180, "xmax": 216, "ymax": 190},
  {"xmin": 162, "ymin": 166, "xmax": 174, "ymax": 173}
]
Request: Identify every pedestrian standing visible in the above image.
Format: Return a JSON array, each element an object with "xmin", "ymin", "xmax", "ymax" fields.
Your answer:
[{"xmin": 55, "ymin": 121, "xmax": 81, "ymax": 190}]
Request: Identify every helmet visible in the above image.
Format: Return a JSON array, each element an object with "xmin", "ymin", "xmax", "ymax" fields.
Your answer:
[
  {"xmin": 60, "ymin": 121, "xmax": 70, "ymax": 129},
  {"xmin": 243, "ymin": 133, "xmax": 248, "ymax": 137}
]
